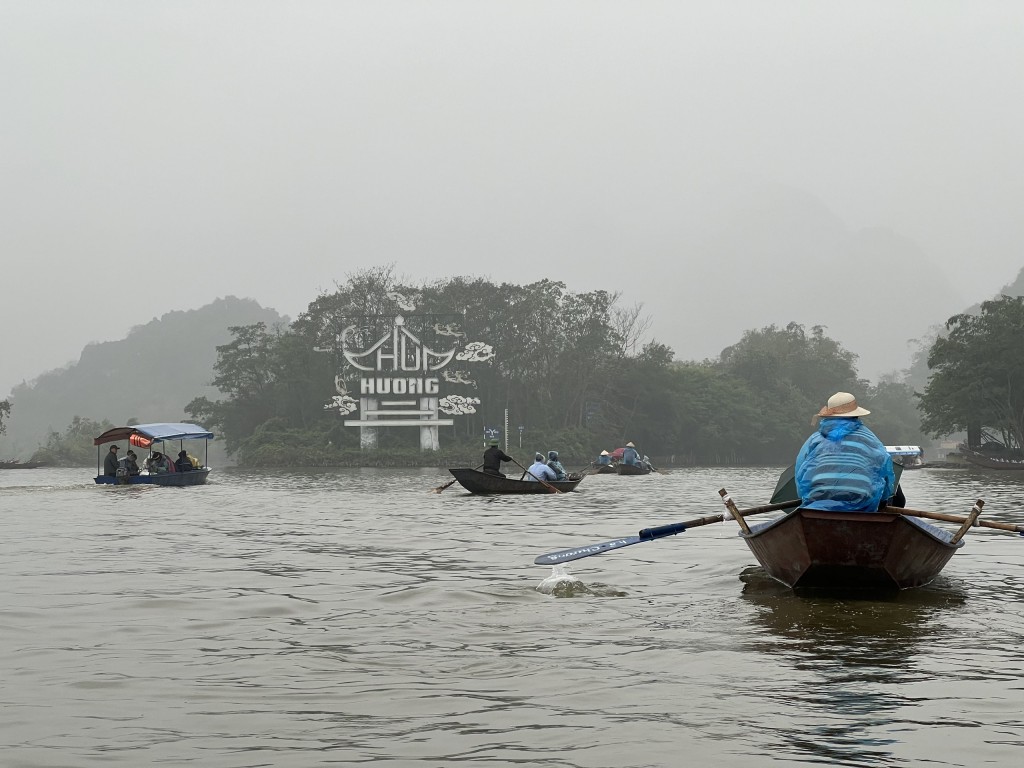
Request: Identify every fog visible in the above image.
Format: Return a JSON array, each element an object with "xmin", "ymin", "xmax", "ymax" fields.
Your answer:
[{"xmin": 3, "ymin": 1, "xmax": 1022, "ymax": 398}]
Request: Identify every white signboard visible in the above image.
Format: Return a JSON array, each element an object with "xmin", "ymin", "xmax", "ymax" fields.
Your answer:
[{"xmin": 323, "ymin": 314, "xmax": 493, "ymax": 451}]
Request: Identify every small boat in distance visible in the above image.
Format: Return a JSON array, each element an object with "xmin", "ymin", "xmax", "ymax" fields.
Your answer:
[
  {"xmin": 617, "ymin": 463, "xmax": 652, "ymax": 476},
  {"xmin": 957, "ymin": 442, "xmax": 1024, "ymax": 471},
  {"xmin": 0, "ymin": 459, "xmax": 46, "ymax": 469},
  {"xmin": 447, "ymin": 467, "xmax": 582, "ymax": 494},
  {"xmin": 94, "ymin": 422, "xmax": 214, "ymax": 486},
  {"xmin": 885, "ymin": 445, "xmax": 925, "ymax": 469}
]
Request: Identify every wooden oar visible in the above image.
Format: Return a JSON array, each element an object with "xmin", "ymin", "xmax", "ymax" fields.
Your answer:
[
  {"xmin": 431, "ymin": 464, "xmax": 483, "ymax": 493},
  {"xmin": 891, "ymin": 503, "xmax": 1022, "ymax": 534},
  {"xmin": 511, "ymin": 458, "xmax": 562, "ymax": 494},
  {"xmin": 533, "ymin": 498, "xmax": 801, "ymax": 565}
]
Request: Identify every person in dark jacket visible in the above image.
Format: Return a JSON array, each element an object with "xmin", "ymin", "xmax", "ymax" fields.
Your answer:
[
  {"xmin": 174, "ymin": 450, "xmax": 194, "ymax": 472},
  {"xmin": 103, "ymin": 445, "xmax": 120, "ymax": 476},
  {"xmin": 482, "ymin": 438, "xmax": 513, "ymax": 477},
  {"xmin": 124, "ymin": 449, "xmax": 140, "ymax": 476}
]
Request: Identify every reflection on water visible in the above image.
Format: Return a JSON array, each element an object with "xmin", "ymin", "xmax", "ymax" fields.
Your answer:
[{"xmin": 2, "ymin": 466, "xmax": 1024, "ymax": 767}]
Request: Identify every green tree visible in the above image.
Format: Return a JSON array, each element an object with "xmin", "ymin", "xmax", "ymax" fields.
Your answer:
[
  {"xmin": 863, "ymin": 375, "xmax": 929, "ymax": 448},
  {"xmin": 30, "ymin": 416, "xmax": 114, "ymax": 467},
  {"xmin": 717, "ymin": 322, "xmax": 863, "ymax": 453},
  {"xmin": 920, "ymin": 295, "xmax": 1024, "ymax": 451},
  {"xmin": 0, "ymin": 399, "xmax": 10, "ymax": 436}
]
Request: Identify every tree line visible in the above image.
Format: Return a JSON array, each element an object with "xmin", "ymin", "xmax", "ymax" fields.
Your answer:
[
  {"xmin": 15, "ymin": 272, "xmax": 1021, "ymax": 467},
  {"xmin": 183, "ymin": 267, "xmax": 930, "ymax": 467}
]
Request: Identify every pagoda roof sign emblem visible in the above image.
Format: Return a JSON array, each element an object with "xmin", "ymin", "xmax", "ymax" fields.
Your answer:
[{"xmin": 341, "ymin": 315, "xmax": 457, "ymax": 373}]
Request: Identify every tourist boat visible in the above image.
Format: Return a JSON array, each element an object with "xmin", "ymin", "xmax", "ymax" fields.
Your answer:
[
  {"xmin": 617, "ymin": 463, "xmax": 652, "ymax": 476},
  {"xmin": 93, "ymin": 422, "xmax": 214, "ymax": 486},
  {"xmin": 0, "ymin": 459, "xmax": 46, "ymax": 469},
  {"xmin": 885, "ymin": 445, "xmax": 925, "ymax": 469},
  {"xmin": 956, "ymin": 443, "xmax": 1024, "ymax": 471},
  {"xmin": 735, "ymin": 464, "xmax": 973, "ymax": 591},
  {"xmin": 448, "ymin": 467, "xmax": 582, "ymax": 494}
]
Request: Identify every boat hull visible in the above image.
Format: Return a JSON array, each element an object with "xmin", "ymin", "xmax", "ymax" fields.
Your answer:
[
  {"xmin": 616, "ymin": 464, "xmax": 651, "ymax": 476},
  {"xmin": 742, "ymin": 508, "xmax": 961, "ymax": 591},
  {"xmin": 448, "ymin": 468, "xmax": 581, "ymax": 494},
  {"xmin": 94, "ymin": 469, "xmax": 211, "ymax": 486},
  {"xmin": 958, "ymin": 445, "xmax": 1024, "ymax": 470},
  {"xmin": 591, "ymin": 464, "xmax": 617, "ymax": 474}
]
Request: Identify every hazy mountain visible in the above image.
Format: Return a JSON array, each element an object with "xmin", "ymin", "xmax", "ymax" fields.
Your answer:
[{"xmin": 0, "ymin": 297, "xmax": 285, "ymax": 458}]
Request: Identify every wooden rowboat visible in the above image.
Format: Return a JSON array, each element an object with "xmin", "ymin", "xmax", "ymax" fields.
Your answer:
[
  {"xmin": 0, "ymin": 460, "xmax": 46, "ymax": 469},
  {"xmin": 730, "ymin": 462, "xmax": 976, "ymax": 591},
  {"xmin": 448, "ymin": 467, "xmax": 582, "ymax": 494},
  {"xmin": 957, "ymin": 444, "xmax": 1024, "ymax": 471},
  {"xmin": 616, "ymin": 463, "xmax": 651, "ymax": 476},
  {"xmin": 740, "ymin": 508, "xmax": 963, "ymax": 591}
]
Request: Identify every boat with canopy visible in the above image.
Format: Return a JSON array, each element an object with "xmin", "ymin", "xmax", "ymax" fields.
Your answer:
[{"xmin": 93, "ymin": 422, "xmax": 214, "ymax": 486}]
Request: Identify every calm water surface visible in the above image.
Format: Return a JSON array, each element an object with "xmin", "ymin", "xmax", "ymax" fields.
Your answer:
[{"xmin": 2, "ymin": 465, "xmax": 1024, "ymax": 767}]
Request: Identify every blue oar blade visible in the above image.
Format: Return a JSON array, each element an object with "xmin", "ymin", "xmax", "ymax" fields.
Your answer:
[{"xmin": 533, "ymin": 536, "xmax": 642, "ymax": 565}]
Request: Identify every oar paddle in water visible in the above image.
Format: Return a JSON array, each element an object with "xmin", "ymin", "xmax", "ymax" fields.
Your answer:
[
  {"xmin": 533, "ymin": 498, "xmax": 800, "ymax": 565},
  {"xmin": 431, "ymin": 464, "xmax": 483, "ymax": 493},
  {"xmin": 511, "ymin": 458, "xmax": 562, "ymax": 494}
]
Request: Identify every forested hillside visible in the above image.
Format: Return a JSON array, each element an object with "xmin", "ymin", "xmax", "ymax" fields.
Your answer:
[{"xmin": 0, "ymin": 297, "xmax": 284, "ymax": 458}]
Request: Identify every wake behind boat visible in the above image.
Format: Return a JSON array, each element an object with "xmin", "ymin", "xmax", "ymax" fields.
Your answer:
[
  {"xmin": 448, "ymin": 467, "xmax": 582, "ymax": 494},
  {"xmin": 94, "ymin": 422, "xmax": 214, "ymax": 486}
]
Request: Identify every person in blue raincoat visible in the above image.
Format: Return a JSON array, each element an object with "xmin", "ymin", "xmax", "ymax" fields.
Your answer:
[
  {"xmin": 546, "ymin": 450, "xmax": 567, "ymax": 481},
  {"xmin": 795, "ymin": 392, "xmax": 897, "ymax": 512},
  {"xmin": 621, "ymin": 442, "xmax": 641, "ymax": 467},
  {"xmin": 525, "ymin": 453, "xmax": 557, "ymax": 482}
]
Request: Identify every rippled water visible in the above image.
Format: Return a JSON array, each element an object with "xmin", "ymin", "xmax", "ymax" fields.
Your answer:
[{"xmin": 2, "ymin": 465, "xmax": 1024, "ymax": 767}]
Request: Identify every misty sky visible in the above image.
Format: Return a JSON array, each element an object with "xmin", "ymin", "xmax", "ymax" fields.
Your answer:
[{"xmin": 3, "ymin": 1, "xmax": 1022, "ymax": 398}]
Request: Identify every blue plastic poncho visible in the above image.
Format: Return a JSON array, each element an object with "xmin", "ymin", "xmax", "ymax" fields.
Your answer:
[{"xmin": 795, "ymin": 417, "xmax": 896, "ymax": 512}]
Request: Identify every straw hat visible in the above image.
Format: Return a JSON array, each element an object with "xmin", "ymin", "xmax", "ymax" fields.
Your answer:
[
  {"xmin": 817, "ymin": 392, "xmax": 870, "ymax": 418},
  {"xmin": 600, "ymin": 450, "xmax": 609, "ymax": 456},
  {"xmin": 626, "ymin": 441, "xmax": 635, "ymax": 447}
]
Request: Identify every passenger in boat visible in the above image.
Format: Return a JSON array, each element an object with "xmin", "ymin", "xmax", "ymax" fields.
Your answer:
[
  {"xmin": 103, "ymin": 444, "xmax": 120, "ymax": 476},
  {"xmin": 546, "ymin": 450, "xmax": 568, "ymax": 480},
  {"xmin": 149, "ymin": 451, "xmax": 175, "ymax": 474},
  {"xmin": 525, "ymin": 452, "xmax": 557, "ymax": 482},
  {"xmin": 622, "ymin": 442, "xmax": 641, "ymax": 467},
  {"xmin": 174, "ymin": 450, "xmax": 194, "ymax": 472},
  {"xmin": 795, "ymin": 392, "xmax": 897, "ymax": 512},
  {"xmin": 482, "ymin": 438, "xmax": 512, "ymax": 477},
  {"xmin": 123, "ymin": 449, "xmax": 140, "ymax": 476},
  {"xmin": 596, "ymin": 450, "xmax": 612, "ymax": 466}
]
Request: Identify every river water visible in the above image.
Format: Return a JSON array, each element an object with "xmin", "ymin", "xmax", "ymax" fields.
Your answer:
[{"xmin": 2, "ymin": 465, "xmax": 1023, "ymax": 767}]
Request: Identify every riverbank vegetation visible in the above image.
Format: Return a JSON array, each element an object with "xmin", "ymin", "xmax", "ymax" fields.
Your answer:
[
  {"xmin": 29, "ymin": 271, "xmax": 1019, "ymax": 470},
  {"xmin": 182, "ymin": 267, "xmax": 928, "ymax": 467}
]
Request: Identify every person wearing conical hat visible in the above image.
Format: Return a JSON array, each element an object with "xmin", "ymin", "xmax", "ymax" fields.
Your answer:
[
  {"xmin": 622, "ymin": 441, "xmax": 641, "ymax": 467},
  {"xmin": 795, "ymin": 392, "xmax": 897, "ymax": 512},
  {"xmin": 596, "ymin": 449, "xmax": 612, "ymax": 466}
]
